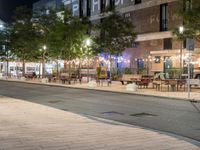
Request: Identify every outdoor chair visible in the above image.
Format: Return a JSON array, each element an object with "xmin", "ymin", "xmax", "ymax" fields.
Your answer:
[
  {"xmin": 137, "ymin": 75, "xmax": 153, "ymax": 88},
  {"xmin": 60, "ymin": 73, "xmax": 71, "ymax": 84},
  {"xmin": 177, "ymin": 80, "xmax": 186, "ymax": 91},
  {"xmin": 167, "ymin": 80, "xmax": 177, "ymax": 91}
]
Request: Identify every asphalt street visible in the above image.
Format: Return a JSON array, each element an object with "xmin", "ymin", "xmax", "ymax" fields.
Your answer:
[{"xmin": 0, "ymin": 80, "xmax": 200, "ymax": 142}]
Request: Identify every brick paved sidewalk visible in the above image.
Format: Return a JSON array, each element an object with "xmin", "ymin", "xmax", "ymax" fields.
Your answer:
[
  {"xmin": 2, "ymin": 78, "xmax": 200, "ymax": 101},
  {"xmin": 0, "ymin": 96, "xmax": 199, "ymax": 150}
]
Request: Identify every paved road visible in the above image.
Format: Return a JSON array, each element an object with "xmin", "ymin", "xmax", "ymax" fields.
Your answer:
[{"xmin": 0, "ymin": 80, "xmax": 200, "ymax": 142}]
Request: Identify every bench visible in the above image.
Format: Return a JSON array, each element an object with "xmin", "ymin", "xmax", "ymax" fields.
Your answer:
[
  {"xmin": 120, "ymin": 74, "xmax": 142, "ymax": 85},
  {"xmin": 60, "ymin": 73, "xmax": 81, "ymax": 84}
]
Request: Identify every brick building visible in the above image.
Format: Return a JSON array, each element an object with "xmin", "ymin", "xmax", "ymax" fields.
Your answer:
[{"xmin": 33, "ymin": 0, "xmax": 200, "ymax": 75}]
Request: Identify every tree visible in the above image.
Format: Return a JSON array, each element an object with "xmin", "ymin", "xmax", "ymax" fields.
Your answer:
[
  {"xmin": 33, "ymin": 8, "xmax": 60, "ymax": 78},
  {"xmin": 175, "ymin": 0, "xmax": 200, "ymax": 40},
  {"xmin": 10, "ymin": 6, "xmax": 38, "ymax": 76},
  {"xmin": 0, "ymin": 24, "xmax": 13, "ymax": 75},
  {"xmin": 48, "ymin": 9, "xmax": 89, "ymax": 78},
  {"xmin": 172, "ymin": 0, "xmax": 200, "ymax": 77},
  {"xmin": 94, "ymin": 11, "xmax": 136, "ymax": 79}
]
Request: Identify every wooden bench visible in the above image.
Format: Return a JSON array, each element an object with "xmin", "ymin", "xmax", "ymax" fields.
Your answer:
[
  {"xmin": 120, "ymin": 74, "xmax": 142, "ymax": 85},
  {"xmin": 60, "ymin": 73, "xmax": 81, "ymax": 84}
]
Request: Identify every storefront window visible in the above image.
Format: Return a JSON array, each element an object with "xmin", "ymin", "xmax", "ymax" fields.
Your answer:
[
  {"xmin": 164, "ymin": 56, "xmax": 172, "ymax": 72},
  {"xmin": 154, "ymin": 56, "xmax": 161, "ymax": 63}
]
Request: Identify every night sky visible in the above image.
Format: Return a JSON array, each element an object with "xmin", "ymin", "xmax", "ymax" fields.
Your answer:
[{"xmin": 0, "ymin": 0, "xmax": 39, "ymax": 22}]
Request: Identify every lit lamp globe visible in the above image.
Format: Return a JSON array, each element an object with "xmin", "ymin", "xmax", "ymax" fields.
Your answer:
[
  {"xmin": 85, "ymin": 39, "xmax": 91, "ymax": 47},
  {"xmin": 179, "ymin": 26, "xmax": 184, "ymax": 34},
  {"xmin": 43, "ymin": 45, "xmax": 47, "ymax": 50}
]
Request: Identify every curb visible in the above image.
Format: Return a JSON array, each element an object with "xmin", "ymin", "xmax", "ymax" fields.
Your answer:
[
  {"xmin": 85, "ymin": 115, "xmax": 200, "ymax": 147},
  {"xmin": 1, "ymin": 79, "xmax": 199, "ymax": 102}
]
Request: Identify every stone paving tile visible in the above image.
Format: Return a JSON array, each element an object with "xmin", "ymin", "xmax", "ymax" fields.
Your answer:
[{"xmin": 0, "ymin": 97, "xmax": 199, "ymax": 150}]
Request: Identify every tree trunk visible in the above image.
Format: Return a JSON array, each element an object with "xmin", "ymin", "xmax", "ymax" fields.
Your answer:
[
  {"xmin": 39, "ymin": 61, "xmax": 41, "ymax": 78},
  {"xmin": 87, "ymin": 58, "xmax": 89, "ymax": 82},
  {"xmin": 68, "ymin": 62, "xmax": 71, "ymax": 77},
  {"xmin": 109, "ymin": 54, "xmax": 112, "ymax": 81},
  {"xmin": 22, "ymin": 59, "xmax": 25, "ymax": 77},
  {"xmin": 6, "ymin": 48, "xmax": 9, "ymax": 77},
  {"xmin": 56, "ymin": 59, "xmax": 59, "ymax": 78},
  {"xmin": 68, "ymin": 61, "xmax": 71, "ymax": 84},
  {"xmin": 64, "ymin": 60, "xmax": 68, "ymax": 73}
]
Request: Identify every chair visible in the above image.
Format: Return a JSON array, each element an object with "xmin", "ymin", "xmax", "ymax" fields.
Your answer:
[
  {"xmin": 137, "ymin": 76, "xmax": 152, "ymax": 88},
  {"xmin": 177, "ymin": 80, "xmax": 186, "ymax": 91},
  {"xmin": 168, "ymin": 80, "xmax": 178, "ymax": 91}
]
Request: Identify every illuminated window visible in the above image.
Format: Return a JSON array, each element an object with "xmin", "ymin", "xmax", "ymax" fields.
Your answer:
[{"xmin": 154, "ymin": 56, "xmax": 161, "ymax": 63}]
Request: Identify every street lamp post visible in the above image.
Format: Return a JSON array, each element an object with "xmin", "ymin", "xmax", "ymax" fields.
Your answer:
[
  {"xmin": 85, "ymin": 39, "xmax": 91, "ymax": 83},
  {"xmin": 187, "ymin": 52, "xmax": 191, "ymax": 99},
  {"xmin": 179, "ymin": 26, "xmax": 184, "ymax": 78}
]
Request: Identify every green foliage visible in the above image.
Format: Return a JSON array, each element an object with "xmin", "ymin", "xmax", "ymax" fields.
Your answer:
[
  {"xmin": 174, "ymin": 0, "xmax": 200, "ymax": 40},
  {"xmin": 138, "ymin": 68, "xmax": 147, "ymax": 75},
  {"xmin": 124, "ymin": 67, "xmax": 132, "ymax": 74},
  {"xmin": 165, "ymin": 68, "xmax": 181, "ymax": 79},
  {"xmin": 48, "ymin": 8, "xmax": 89, "ymax": 61},
  {"xmin": 111, "ymin": 68, "xmax": 120, "ymax": 80},
  {"xmin": 0, "ymin": 25, "xmax": 13, "ymax": 61},
  {"xmin": 96, "ymin": 67, "xmax": 101, "ymax": 78},
  {"xmin": 94, "ymin": 11, "xmax": 136, "ymax": 55},
  {"xmin": 10, "ymin": 6, "xmax": 38, "ymax": 62},
  {"xmin": 33, "ymin": 8, "xmax": 59, "ymax": 59}
]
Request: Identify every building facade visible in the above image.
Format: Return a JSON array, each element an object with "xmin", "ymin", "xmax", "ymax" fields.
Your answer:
[{"xmin": 33, "ymin": 0, "xmax": 200, "ymax": 75}]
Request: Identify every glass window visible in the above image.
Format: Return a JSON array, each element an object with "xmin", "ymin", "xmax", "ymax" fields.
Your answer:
[
  {"xmin": 137, "ymin": 59, "xmax": 144, "ymax": 69},
  {"xmin": 79, "ymin": 0, "xmax": 83, "ymax": 17},
  {"xmin": 87, "ymin": 0, "xmax": 91, "ymax": 17},
  {"xmin": 154, "ymin": 56, "xmax": 161, "ymax": 63},
  {"xmin": 132, "ymin": 42, "xmax": 139, "ymax": 48},
  {"xmin": 27, "ymin": 67, "xmax": 36, "ymax": 73},
  {"xmin": 160, "ymin": 3, "xmax": 168, "ymax": 31},
  {"xmin": 100, "ymin": 0, "xmax": 106, "ymax": 13},
  {"xmin": 164, "ymin": 56, "xmax": 172, "ymax": 72},
  {"xmin": 163, "ymin": 38, "xmax": 172, "ymax": 50},
  {"xmin": 110, "ymin": 0, "xmax": 115, "ymax": 10}
]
